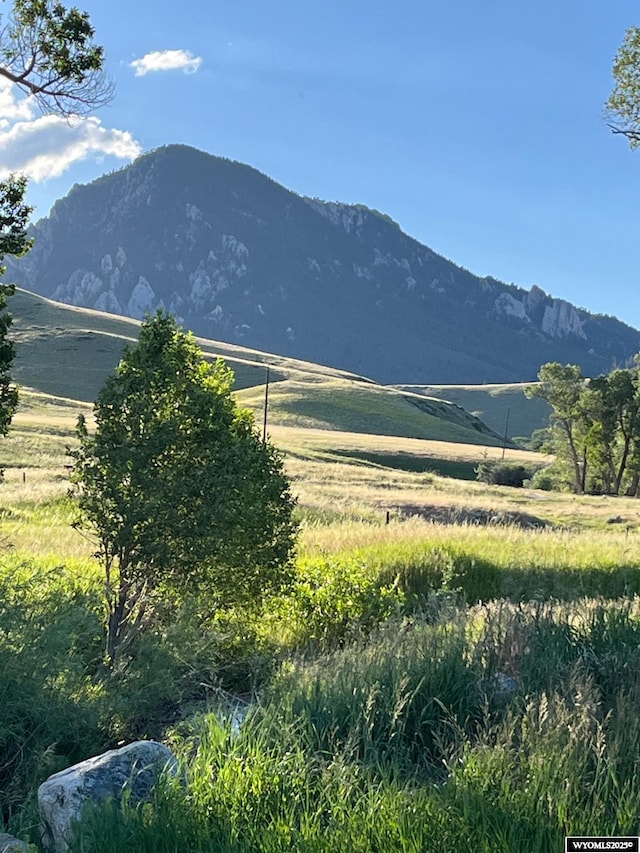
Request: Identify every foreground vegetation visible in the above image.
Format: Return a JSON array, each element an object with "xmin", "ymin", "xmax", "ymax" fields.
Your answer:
[
  {"xmin": 2, "ymin": 390, "xmax": 640, "ymax": 850},
  {"xmin": 4, "ymin": 541, "xmax": 640, "ymax": 851}
]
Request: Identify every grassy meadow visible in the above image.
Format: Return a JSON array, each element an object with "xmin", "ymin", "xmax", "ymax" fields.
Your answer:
[{"xmin": 3, "ymin": 294, "xmax": 640, "ymax": 850}]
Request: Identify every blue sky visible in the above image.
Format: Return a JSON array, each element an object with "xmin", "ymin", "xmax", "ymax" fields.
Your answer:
[{"xmin": 2, "ymin": 0, "xmax": 639, "ymax": 329}]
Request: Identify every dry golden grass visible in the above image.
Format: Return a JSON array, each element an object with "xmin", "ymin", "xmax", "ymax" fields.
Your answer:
[
  {"xmin": 268, "ymin": 424, "xmax": 546, "ymax": 464},
  {"xmin": 287, "ymin": 453, "xmax": 640, "ymax": 532},
  {"xmin": 1, "ymin": 390, "xmax": 638, "ymax": 566},
  {"xmin": 1, "ymin": 465, "xmax": 68, "ymax": 500},
  {"xmin": 261, "ymin": 425, "xmax": 640, "ymax": 534},
  {"xmin": 268, "ymin": 424, "xmax": 549, "ymax": 522},
  {"xmin": 266, "ymin": 424, "xmax": 583, "ymax": 529}
]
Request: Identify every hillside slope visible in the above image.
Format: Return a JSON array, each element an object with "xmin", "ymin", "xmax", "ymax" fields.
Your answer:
[
  {"xmin": 398, "ymin": 383, "xmax": 553, "ymax": 439},
  {"xmin": 8, "ymin": 289, "xmax": 508, "ymax": 447}
]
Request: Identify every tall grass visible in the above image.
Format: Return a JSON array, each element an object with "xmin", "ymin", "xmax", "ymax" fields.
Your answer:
[
  {"xmin": 0, "ymin": 555, "xmax": 105, "ymax": 833},
  {"xmin": 70, "ymin": 599, "xmax": 640, "ymax": 852},
  {"xmin": 297, "ymin": 520, "xmax": 640, "ymax": 604}
]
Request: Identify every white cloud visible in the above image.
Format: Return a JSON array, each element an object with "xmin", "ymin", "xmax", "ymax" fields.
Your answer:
[
  {"xmin": 0, "ymin": 78, "xmax": 36, "ymax": 127},
  {"xmin": 130, "ymin": 49, "xmax": 202, "ymax": 76},
  {"xmin": 0, "ymin": 114, "xmax": 142, "ymax": 181},
  {"xmin": 0, "ymin": 77, "xmax": 141, "ymax": 182}
]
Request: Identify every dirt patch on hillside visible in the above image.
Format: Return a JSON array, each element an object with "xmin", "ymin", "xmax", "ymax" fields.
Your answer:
[{"xmin": 395, "ymin": 504, "xmax": 550, "ymax": 529}]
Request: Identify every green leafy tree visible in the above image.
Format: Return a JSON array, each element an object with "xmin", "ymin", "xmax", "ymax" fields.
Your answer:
[
  {"xmin": 525, "ymin": 363, "xmax": 589, "ymax": 494},
  {"xmin": 0, "ymin": 0, "xmax": 112, "ymax": 116},
  {"xmin": 528, "ymin": 360, "xmax": 640, "ymax": 496},
  {"xmin": 589, "ymin": 368, "xmax": 640, "ymax": 493},
  {"xmin": 607, "ymin": 26, "xmax": 640, "ymax": 148},
  {"xmin": 69, "ymin": 312, "xmax": 298, "ymax": 665},
  {"xmin": 0, "ymin": 175, "xmax": 31, "ymax": 441},
  {"xmin": 581, "ymin": 375, "xmax": 618, "ymax": 493},
  {"xmin": 0, "ymin": 1, "xmax": 110, "ymax": 441}
]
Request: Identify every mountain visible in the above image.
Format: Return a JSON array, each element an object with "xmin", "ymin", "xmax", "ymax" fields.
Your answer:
[{"xmin": 6, "ymin": 144, "xmax": 640, "ymax": 384}]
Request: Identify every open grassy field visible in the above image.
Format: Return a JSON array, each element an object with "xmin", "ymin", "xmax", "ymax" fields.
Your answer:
[
  {"xmin": 2, "ymin": 387, "xmax": 639, "ymax": 576},
  {"xmin": 2, "ymin": 386, "xmax": 637, "ymax": 555}
]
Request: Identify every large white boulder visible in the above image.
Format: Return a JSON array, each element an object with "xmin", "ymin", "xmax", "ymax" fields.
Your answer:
[
  {"xmin": 0, "ymin": 834, "xmax": 33, "ymax": 852},
  {"xmin": 37, "ymin": 740, "xmax": 178, "ymax": 852}
]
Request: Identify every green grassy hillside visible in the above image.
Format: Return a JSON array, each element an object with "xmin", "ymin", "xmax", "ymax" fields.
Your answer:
[
  {"xmin": 9, "ymin": 288, "xmax": 364, "ymax": 399},
  {"xmin": 237, "ymin": 379, "xmax": 507, "ymax": 446},
  {"xmin": 8, "ymin": 289, "xmax": 508, "ymax": 447},
  {"xmin": 396, "ymin": 382, "xmax": 552, "ymax": 439}
]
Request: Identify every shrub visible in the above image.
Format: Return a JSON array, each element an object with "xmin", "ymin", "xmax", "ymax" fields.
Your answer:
[
  {"xmin": 527, "ymin": 464, "xmax": 570, "ymax": 491},
  {"xmin": 475, "ymin": 460, "xmax": 537, "ymax": 487},
  {"xmin": 276, "ymin": 555, "xmax": 404, "ymax": 647}
]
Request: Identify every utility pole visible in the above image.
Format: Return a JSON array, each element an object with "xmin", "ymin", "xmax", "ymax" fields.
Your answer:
[{"xmin": 501, "ymin": 406, "xmax": 511, "ymax": 461}]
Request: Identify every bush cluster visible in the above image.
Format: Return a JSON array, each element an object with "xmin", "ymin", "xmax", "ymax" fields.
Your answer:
[{"xmin": 475, "ymin": 460, "xmax": 540, "ymax": 487}]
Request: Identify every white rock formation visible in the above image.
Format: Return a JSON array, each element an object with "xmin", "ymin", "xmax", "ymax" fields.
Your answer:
[
  {"xmin": 94, "ymin": 289, "xmax": 122, "ymax": 314},
  {"xmin": 53, "ymin": 271, "xmax": 104, "ymax": 307},
  {"xmin": 185, "ymin": 202, "xmax": 203, "ymax": 223},
  {"xmin": 542, "ymin": 299, "xmax": 586, "ymax": 339},
  {"xmin": 305, "ymin": 199, "xmax": 366, "ymax": 235},
  {"xmin": 493, "ymin": 287, "xmax": 586, "ymax": 340},
  {"xmin": 38, "ymin": 741, "xmax": 178, "ymax": 853},
  {"xmin": 0, "ymin": 833, "xmax": 32, "ymax": 852},
  {"xmin": 525, "ymin": 284, "xmax": 547, "ymax": 310},
  {"xmin": 494, "ymin": 292, "xmax": 530, "ymax": 321},
  {"xmin": 126, "ymin": 276, "xmax": 156, "ymax": 318}
]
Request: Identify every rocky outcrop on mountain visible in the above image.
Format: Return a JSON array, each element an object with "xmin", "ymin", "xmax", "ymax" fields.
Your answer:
[
  {"xmin": 6, "ymin": 145, "xmax": 640, "ymax": 383},
  {"xmin": 493, "ymin": 287, "xmax": 586, "ymax": 339}
]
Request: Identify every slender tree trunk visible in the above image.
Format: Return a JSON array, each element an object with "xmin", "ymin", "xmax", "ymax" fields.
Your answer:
[
  {"xmin": 615, "ymin": 432, "xmax": 632, "ymax": 495},
  {"xmin": 563, "ymin": 421, "xmax": 583, "ymax": 494},
  {"xmin": 580, "ymin": 444, "xmax": 588, "ymax": 494},
  {"xmin": 627, "ymin": 471, "xmax": 640, "ymax": 497},
  {"xmin": 105, "ymin": 571, "xmax": 152, "ymax": 668},
  {"xmin": 106, "ymin": 581, "xmax": 129, "ymax": 666}
]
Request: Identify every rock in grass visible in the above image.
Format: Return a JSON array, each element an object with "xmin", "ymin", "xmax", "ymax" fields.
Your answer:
[
  {"xmin": 37, "ymin": 740, "xmax": 178, "ymax": 852},
  {"xmin": 477, "ymin": 672, "xmax": 519, "ymax": 708},
  {"xmin": 490, "ymin": 672, "xmax": 519, "ymax": 706},
  {"xmin": 0, "ymin": 834, "xmax": 34, "ymax": 852}
]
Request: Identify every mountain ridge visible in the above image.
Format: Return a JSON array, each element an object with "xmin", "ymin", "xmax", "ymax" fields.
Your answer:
[{"xmin": 6, "ymin": 144, "xmax": 639, "ymax": 384}]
